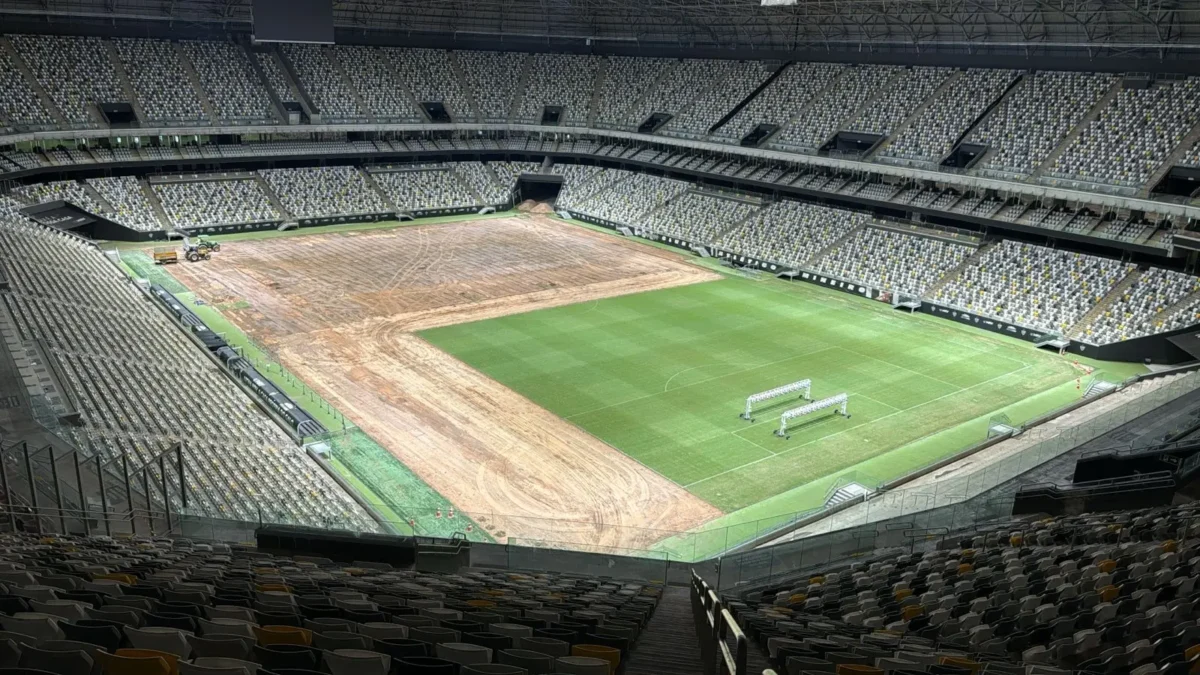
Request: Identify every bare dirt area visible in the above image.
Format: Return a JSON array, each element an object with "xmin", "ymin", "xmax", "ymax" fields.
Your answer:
[{"xmin": 168, "ymin": 215, "xmax": 722, "ymax": 550}]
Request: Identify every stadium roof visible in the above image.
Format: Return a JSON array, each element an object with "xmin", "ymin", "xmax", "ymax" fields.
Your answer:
[{"xmin": 0, "ymin": 0, "xmax": 1197, "ymax": 52}]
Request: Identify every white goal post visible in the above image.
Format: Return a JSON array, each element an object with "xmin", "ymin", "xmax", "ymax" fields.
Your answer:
[
  {"xmin": 741, "ymin": 379, "xmax": 812, "ymax": 421},
  {"xmin": 775, "ymin": 393, "xmax": 850, "ymax": 438}
]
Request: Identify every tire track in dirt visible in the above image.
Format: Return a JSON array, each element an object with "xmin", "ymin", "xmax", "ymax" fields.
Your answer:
[{"xmin": 168, "ymin": 215, "xmax": 724, "ymax": 549}]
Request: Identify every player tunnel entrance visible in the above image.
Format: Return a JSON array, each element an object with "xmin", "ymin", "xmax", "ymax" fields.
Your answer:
[{"xmin": 516, "ymin": 174, "xmax": 564, "ymax": 205}]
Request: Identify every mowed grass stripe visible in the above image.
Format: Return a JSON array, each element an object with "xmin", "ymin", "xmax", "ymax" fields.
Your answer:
[{"xmin": 421, "ymin": 276, "xmax": 1082, "ymax": 513}]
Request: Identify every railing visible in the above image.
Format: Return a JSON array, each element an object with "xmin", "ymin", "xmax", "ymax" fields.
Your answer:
[
  {"xmin": 713, "ymin": 366, "xmax": 1200, "ymax": 590},
  {"xmin": 693, "ymin": 570, "xmax": 748, "ymax": 675}
]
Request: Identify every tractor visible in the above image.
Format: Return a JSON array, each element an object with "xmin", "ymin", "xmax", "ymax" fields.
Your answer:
[
  {"xmin": 196, "ymin": 236, "xmax": 222, "ymax": 253},
  {"xmin": 180, "ymin": 235, "xmax": 214, "ymax": 262}
]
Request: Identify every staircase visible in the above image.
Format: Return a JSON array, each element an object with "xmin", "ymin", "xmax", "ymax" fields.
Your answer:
[
  {"xmin": 254, "ymin": 174, "xmax": 293, "ymax": 220},
  {"xmin": 507, "ymin": 54, "xmax": 533, "ymax": 122},
  {"xmin": 1032, "ymin": 77, "xmax": 1123, "ymax": 179},
  {"xmin": 926, "ymin": 241, "xmax": 996, "ymax": 296},
  {"xmin": 79, "ymin": 181, "xmax": 115, "ymax": 215},
  {"xmin": 1068, "ymin": 266, "xmax": 1142, "ymax": 339},
  {"xmin": 483, "ymin": 163, "xmax": 506, "ymax": 192},
  {"xmin": 803, "ymin": 223, "xmax": 864, "ymax": 267},
  {"xmin": 328, "ymin": 49, "xmax": 373, "ymax": 122},
  {"xmin": 623, "ymin": 586, "xmax": 705, "ymax": 675},
  {"xmin": 586, "ymin": 58, "xmax": 610, "ymax": 126},
  {"xmin": 447, "ymin": 52, "xmax": 484, "ymax": 122},
  {"xmin": 708, "ymin": 204, "xmax": 764, "ymax": 247},
  {"xmin": 451, "ymin": 169, "xmax": 485, "ymax": 206},
  {"xmin": 867, "ymin": 69, "xmax": 964, "ymax": 159},
  {"xmin": 173, "ymin": 42, "xmax": 218, "ymax": 122},
  {"xmin": 272, "ymin": 45, "xmax": 321, "ymax": 122},
  {"xmin": 944, "ymin": 73, "xmax": 1027, "ymax": 155},
  {"xmin": 140, "ymin": 178, "xmax": 173, "ymax": 230},
  {"xmin": 0, "ymin": 37, "xmax": 68, "ymax": 127},
  {"xmin": 242, "ymin": 42, "xmax": 289, "ymax": 123},
  {"xmin": 825, "ymin": 482, "xmax": 872, "ymax": 509},
  {"xmin": 1147, "ymin": 287, "xmax": 1200, "ymax": 330},
  {"xmin": 1142, "ymin": 119, "xmax": 1200, "ymax": 196},
  {"xmin": 771, "ymin": 68, "xmax": 859, "ymax": 149},
  {"xmin": 359, "ymin": 168, "xmax": 396, "ymax": 211},
  {"xmin": 102, "ymin": 41, "xmax": 147, "ymax": 125},
  {"xmin": 839, "ymin": 66, "xmax": 906, "ymax": 132},
  {"xmin": 622, "ymin": 62, "xmax": 679, "ymax": 127}
]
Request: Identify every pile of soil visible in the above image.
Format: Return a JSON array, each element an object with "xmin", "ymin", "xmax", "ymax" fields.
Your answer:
[{"xmin": 517, "ymin": 199, "xmax": 555, "ymax": 214}]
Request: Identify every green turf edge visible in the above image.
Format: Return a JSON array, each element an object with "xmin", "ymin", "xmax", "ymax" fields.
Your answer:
[
  {"xmin": 442, "ymin": 216, "xmax": 1151, "ymax": 561},
  {"xmin": 649, "ymin": 377, "xmax": 1092, "ymax": 560},
  {"xmin": 101, "ymin": 212, "xmax": 514, "ymax": 250},
  {"xmin": 116, "ymin": 248, "xmax": 495, "ymax": 542}
]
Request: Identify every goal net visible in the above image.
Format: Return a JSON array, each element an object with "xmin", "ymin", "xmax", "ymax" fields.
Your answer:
[
  {"xmin": 891, "ymin": 292, "xmax": 922, "ymax": 311},
  {"xmin": 775, "ymin": 393, "xmax": 849, "ymax": 438},
  {"xmin": 741, "ymin": 379, "xmax": 811, "ymax": 421}
]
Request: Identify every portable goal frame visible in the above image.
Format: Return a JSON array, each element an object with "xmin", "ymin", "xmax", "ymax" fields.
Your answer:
[
  {"xmin": 775, "ymin": 393, "xmax": 849, "ymax": 439},
  {"xmin": 741, "ymin": 379, "xmax": 812, "ymax": 422}
]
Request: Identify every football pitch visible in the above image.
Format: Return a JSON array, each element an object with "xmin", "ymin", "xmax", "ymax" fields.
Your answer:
[{"xmin": 422, "ymin": 268, "xmax": 1130, "ymax": 523}]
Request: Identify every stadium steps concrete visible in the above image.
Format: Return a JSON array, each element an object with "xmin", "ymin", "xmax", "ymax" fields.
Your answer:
[
  {"xmin": 452, "ymin": 167, "xmax": 484, "ymax": 205},
  {"xmin": 926, "ymin": 240, "xmax": 998, "ymax": 296},
  {"xmin": 766, "ymin": 66, "xmax": 859, "ymax": 153},
  {"xmin": 866, "ymin": 69, "xmax": 964, "ymax": 160},
  {"xmin": 173, "ymin": 42, "xmax": 218, "ymax": 122},
  {"xmin": 623, "ymin": 61, "xmax": 679, "ymax": 128},
  {"xmin": 708, "ymin": 205, "xmax": 765, "ymax": 247},
  {"xmin": 586, "ymin": 58, "xmax": 609, "ymax": 127},
  {"xmin": 1142, "ymin": 118, "xmax": 1200, "ymax": 197},
  {"xmin": 1068, "ymin": 266, "xmax": 1143, "ymax": 339},
  {"xmin": 622, "ymin": 586, "xmax": 707, "ymax": 675},
  {"xmin": 139, "ymin": 177, "xmax": 173, "ymax": 230},
  {"xmin": 822, "ymin": 66, "xmax": 907, "ymax": 146},
  {"xmin": 507, "ymin": 53, "xmax": 533, "ymax": 123},
  {"xmin": 662, "ymin": 65, "xmax": 736, "ymax": 135},
  {"xmin": 1031, "ymin": 76, "xmax": 1124, "ymax": 179},
  {"xmin": 1147, "ymin": 287, "xmax": 1200, "ymax": 331},
  {"xmin": 483, "ymin": 163, "xmax": 507, "ymax": 193},
  {"xmin": 102, "ymin": 41, "xmax": 148, "ymax": 125},
  {"xmin": 0, "ymin": 37, "xmax": 68, "ymax": 127},
  {"xmin": 447, "ymin": 52, "xmax": 484, "ymax": 123},
  {"xmin": 359, "ymin": 168, "xmax": 398, "ymax": 212},
  {"xmin": 79, "ymin": 181, "xmax": 116, "ymax": 215},
  {"xmin": 328, "ymin": 49, "xmax": 375, "ymax": 123},
  {"xmin": 241, "ymin": 42, "xmax": 290, "ymax": 123},
  {"xmin": 803, "ymin": 223, "xmax": 865, "ymax": 268},
  {"xmin": 254, "ymin": 174, "xmax": 294, "ymax": 220},
  {"xmin": 272, "ymin": 46, "xmax": 321, "ymax": 123},
  {"xmin": 941, "ymin": 71, "xmax": 1028, "ymax": 161}
]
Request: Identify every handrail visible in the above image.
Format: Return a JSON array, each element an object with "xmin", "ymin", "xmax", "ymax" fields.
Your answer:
[
  {"xmin": 693, "ymin": 569, "xmax": 751, "ymax": 675},
  {"xmin": 3, "ymin": 124, "xmax": 1196, "ymax": 225},
  {"xmin": 718, "ymin": 607, "xmax": 749, "ymax": 675}
]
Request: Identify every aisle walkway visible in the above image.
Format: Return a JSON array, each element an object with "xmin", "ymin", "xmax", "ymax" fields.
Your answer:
[{"xmin": 624, "ymin": 585, "xmax": 707, "ymax": 675}]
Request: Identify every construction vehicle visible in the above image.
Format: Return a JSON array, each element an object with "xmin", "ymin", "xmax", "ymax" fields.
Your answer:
[
  {"xmin": 196, "ymin": 236, "xmax": 222, "ymax": 253},
  {"xmin": 152, "ymin": 248, "xmax": 178, "ymax": 265},
  {"xmin": 180, "ymin": 234, "xmax": 214, "ymax": 262}
]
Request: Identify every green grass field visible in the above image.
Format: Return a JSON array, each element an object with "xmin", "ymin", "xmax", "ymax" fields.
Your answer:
[
  {"xmin": 113, "ymin": 215, "xmax": 1149, "ymax": 557},
  {"xmin": 422, "ymin": 269, "xmax": 1139, "ymax": 521}
]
